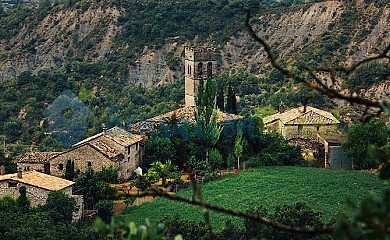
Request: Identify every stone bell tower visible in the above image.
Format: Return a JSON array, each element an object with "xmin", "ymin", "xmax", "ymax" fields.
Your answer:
[{"xmin": 184, "ymin": 47, "xmax": 217, "ymax": 107}]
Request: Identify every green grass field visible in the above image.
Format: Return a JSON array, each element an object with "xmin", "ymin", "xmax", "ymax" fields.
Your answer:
[{"xmin": 117, "ymin": 167, "xmax": 389, "ymax": 230}]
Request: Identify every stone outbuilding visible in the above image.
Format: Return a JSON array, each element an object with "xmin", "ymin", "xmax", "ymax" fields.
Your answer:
[
  {"xmin": 49, "ymin": 126, "xmax": 144, "ymax": 180},
  {"xmin": 0, "ymin": 170, "xmax": 83, "ymax": 220}
]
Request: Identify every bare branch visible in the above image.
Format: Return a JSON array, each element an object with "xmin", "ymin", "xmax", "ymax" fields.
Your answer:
[
  {"xmin": 129, "ymin": 190, "xmax": 334, "ymax": 235},
  {"xmin": 244, "ymin": 11, "xmax": 386, "ymax": 115}
]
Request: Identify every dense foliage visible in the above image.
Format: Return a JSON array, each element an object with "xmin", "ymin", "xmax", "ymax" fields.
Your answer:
[
  {"xmin": 0, "ymin": 68, "xmax": 183, "ymax": 158},
  {"xmin": 74, "ymin": 168, "xmax": 117, "ymax": 209},
  {"xmin": 342, "ymin": 119, "xmax": 388, "ymax": 169},
  {"xmin": 0, "ymin": 190, "xmax": 96, "ymax": 239}
]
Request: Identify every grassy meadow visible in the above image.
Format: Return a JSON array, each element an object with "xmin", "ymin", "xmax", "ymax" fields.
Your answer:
[{"xmin": 117, "ymin": 167, "xmax": 389, "ymax": 230}]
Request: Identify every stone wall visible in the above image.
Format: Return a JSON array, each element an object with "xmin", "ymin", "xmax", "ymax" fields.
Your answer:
[
  {"xmin": 1, "ymin": 181, "xmax": 54, "ymax": 206},
  {"xmin": 49, "ymin": 144, "xmax": 114, "ymax": 177},
  {"xmin": 117, "ymin": 142, "xmax": 143, "ymax": 180},
  {"xmin": 17, "ymin": 163, "xmax": 45, "ymax": 172},
  {"xmin": 72, "ymin": 194, "xmax": 84, "ymax": 221},
  {"xmin": 0, "ymin": 181, "xmax": 83, "ymax": 220},
  {"xmin": 285, "ymin": 124, "xmax": 337, "ymax": 140}
]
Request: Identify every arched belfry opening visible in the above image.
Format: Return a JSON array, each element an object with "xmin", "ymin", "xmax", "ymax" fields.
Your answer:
[
  {"xmin": 184, "ymin": 47, "xmax": 217, "ymax": 107},
  {"xmin": 207, "ymin": 62, "xmax": 213, "ymax": 77},
  {"xmin": 197, "ymin": 62, "xmax": 203, "ymax": 76}
]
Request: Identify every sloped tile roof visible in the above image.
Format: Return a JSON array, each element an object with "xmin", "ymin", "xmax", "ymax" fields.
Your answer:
[
  {"xmin": 263, "ymin": 106, "xmax": 339, "ymax": 125},
  {"xmin": 130, "ymin": 106, "xmax": 243, "ymax": 133},
  {"xmin": 67, "ymin": 126, "xmax": 143, "ymax": 160},
  {"xmin": 73, "ymin": 126, "xmax": 143, "ymax": 148},
  {"xmin": 0, "ymin": 171, "xmax": 74, "ymax": 191},
  {"xmin": 18, "ymin": 152, "xmax": 61, "ymax": 164}
]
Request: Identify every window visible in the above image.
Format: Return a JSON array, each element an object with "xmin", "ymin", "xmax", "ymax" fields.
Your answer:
[
  {"xmin": 128, "ymin": 146, "xmax": 131, "ymax": 155},
  {"xmin": 136, "ymin": 142, "xmax": 139, "ymax": 150},
  {"xmin": 58, "ymin": 164, "xmax": 64, "ymax": 170},
  {"xmin": 88, "ymin": 162, "xmax": 92, "ymax": 167},
  {"xmin": 8, "ymin": 182, "xmax": 17, "ymax": 188}
]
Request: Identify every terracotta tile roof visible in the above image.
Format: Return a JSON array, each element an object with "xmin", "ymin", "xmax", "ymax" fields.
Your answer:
[
  {"xmin": 88, "ymin": 137, "xmax": 123, "ymax": 159},
  {"xmin": 130, "ymin": 106, "xmax": 243, "ymax": 133},
  {"xmin": 263, "ymin": 106, "xmax": 340, "ymax": 125},
  {"xmin": 73, "ymin": 126, "xmax": 143, "ymax": 148},
  {"xmin": 0, "ymin": 171, "xmax": 74, "ymax": 191},
  {"xmin": 17, "ymin": 152, "xmax": 61, "ymax": 164}
]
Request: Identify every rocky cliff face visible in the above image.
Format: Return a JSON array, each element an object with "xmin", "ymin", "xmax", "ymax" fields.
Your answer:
[{"xmin": 1, "ymin": 0, "xmax": 389, "ymax": 89}]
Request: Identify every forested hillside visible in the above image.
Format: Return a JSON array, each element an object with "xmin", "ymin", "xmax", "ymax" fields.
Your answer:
[{"xmin": 0, "ymin": 0, "xmax": 389, "ymax": 155}]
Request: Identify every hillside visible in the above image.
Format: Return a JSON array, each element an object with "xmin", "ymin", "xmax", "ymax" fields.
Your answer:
[
  {"xmin": 1, "ymin": 0, "xmax": 389, "ymax": 86},
  {"xmin": 0, "ymin": 0, "xmax": 389, "ymax": 153},
  {"xmin": 118, "ymin": 167, "xmax": 389, "ymax": 231}
]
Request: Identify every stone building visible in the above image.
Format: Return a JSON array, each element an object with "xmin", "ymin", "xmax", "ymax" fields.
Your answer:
[
  {"xmin": 184, "ymin": 47, "xmax": 217, "ymax": 107},
  {"xmin": 49, "ymin": 126, "xmax": 144, "ymax": 180},
  {"xmin": 263, "ymin": 105, "xmax": 352, "ymax": 169},
  {"xmin": 0, "ymin": 170, "xmax": 83, "ymax": 220},
  {"xmin": 263, "ymin": 105, "xmax": 340, "ymax": 140},
  {"xmin": 17, "ymin": 152, "xmax": 60, "ymax": 174}
]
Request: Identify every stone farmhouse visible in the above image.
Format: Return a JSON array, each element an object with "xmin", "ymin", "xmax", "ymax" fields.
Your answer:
[
  {"xmin": 263, "ymin": 104, "xmax": 340, "ymax": 140},
  {"xmin": 0, "ymin": 169, "xmax": 83, "ymax": 219},
  {"xmin": 263, "ymin": 104, "xmax": 351, "ymax": 169},
  {"xmin": 17, "ymin": 126, "xmax": 145, "ymax": 180}
]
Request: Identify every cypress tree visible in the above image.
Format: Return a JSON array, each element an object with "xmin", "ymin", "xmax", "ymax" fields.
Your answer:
[
  {"xmin": 216, "ymin": 86, "xmax": 225, "ymax": 111},
  {"xmin": 65, "ymin": 160, "xmax": 75, "ymax": 180},
  {"xmin": 17, "ymin": 186, "xmax": 30, "ymax": 213},
  {"xmin": 226, "ymin": 81, "xmax": 237, "ymax": 114}
]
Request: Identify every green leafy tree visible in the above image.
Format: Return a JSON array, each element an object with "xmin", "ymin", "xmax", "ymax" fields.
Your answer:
[
  {"xmin": 209, "ymin": 148, "xmax": 223, "ymax": 170},
  {"xmin": 0, "ymin": 150, "xmax": 16, "ymax": 173},
  {"xmin": 95, "ymin": 200, "xmax": 114, "ymax": 223},
  {"xmin": 144, "ymin": 136, "xmax": 175, "ymax": 168},
  {"xmin": 342, "ymin": 119, "xmax": 388, "ymax": 169},
  {"xmin": 74, "ymin": 168, "xmax": 117, "ymax": 209},
  {"xmin": 96, "ymin": 165, "xmax": 120, "ymax": 184},
  {"xmin": 149, "ymin": 160, "xmax": 174, "ymax": 187},
  {"xmin": 194, "ymin": 78, "xmax": 223, "ymax": 167},
  {"xmin": 234, "ymin": 122, "xmax": 244, "ymax": 169},
  {"xmin": 44, "ymin": 190, "xmax": 76, "ymax": 224}
]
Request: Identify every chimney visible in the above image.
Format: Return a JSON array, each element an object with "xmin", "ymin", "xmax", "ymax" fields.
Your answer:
[
  {"xmin": 0, "ymin": 165, "xmax": 5, "ymax": 175},
  {"xmin": 279, "ymin": 102, "xmax": 285, "ymax": 114},
  {"xmin": 17, "ymin": 168, "xmax": 22, "ymax": 179}
]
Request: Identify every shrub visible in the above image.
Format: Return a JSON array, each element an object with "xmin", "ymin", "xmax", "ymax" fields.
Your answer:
[{"xmin": 95, "ymin": 200, "xmax": 114, "ymax": 223}]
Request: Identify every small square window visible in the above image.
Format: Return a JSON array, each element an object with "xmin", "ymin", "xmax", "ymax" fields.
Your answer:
[
  {"xmin": 88, "ymin": 162, "xmax": 92, "ymax": 167},
  {"xmin": 59, "ymin": 164, "xmax": 64, "ymax": 170}
]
